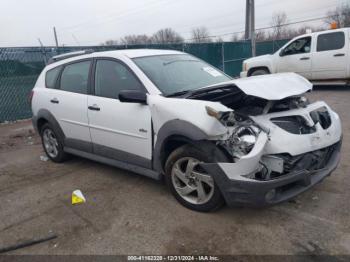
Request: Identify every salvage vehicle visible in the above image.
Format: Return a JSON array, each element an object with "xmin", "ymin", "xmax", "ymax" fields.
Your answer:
[
  {"xmin": 31, "ymin": 49, "xmax": 342, "ymax": 212},
  {"xmin": 240, "ymin": 27, "xmax": 350, "ymax": 86}
]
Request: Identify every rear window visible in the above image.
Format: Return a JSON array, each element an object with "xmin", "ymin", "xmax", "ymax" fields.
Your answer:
[
  {"xmin": 317, "ymin": 32, "xmax": 345, "ymax": 52},
  {"xmin": 60, "ymin": 61, "xmax": 91, "ymax": 94},
  {"xmin": 45, "ymin": 66, "xmax": 61, "ymax": 89}
]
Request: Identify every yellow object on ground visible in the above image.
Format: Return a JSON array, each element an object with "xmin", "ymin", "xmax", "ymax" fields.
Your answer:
[{"xmin": 72, "ymin": 190, "xmax": 86, "ymax": 205}]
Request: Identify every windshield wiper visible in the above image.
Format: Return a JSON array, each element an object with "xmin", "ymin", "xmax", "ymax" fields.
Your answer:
[
  {"xmin": 165, "ymin": 90, "xmax": 193, "ymax": 97},
  {"xmin": 163, "ymin": 59, "xmax": 200, "ymax": 66}
]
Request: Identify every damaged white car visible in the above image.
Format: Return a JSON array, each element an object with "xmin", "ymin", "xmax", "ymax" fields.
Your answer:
[{"xmin": 31, "ymin": 49, "xmax": 342, "ymax": 212}]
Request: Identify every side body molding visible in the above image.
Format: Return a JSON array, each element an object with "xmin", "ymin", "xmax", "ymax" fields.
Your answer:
[
  {"xmin": 33, "ymin": 109, "xmax": 93, "ymax": 152},
  {"xmin": 153, "ymin": 119, "xmax": 208, "ymax": 173}
]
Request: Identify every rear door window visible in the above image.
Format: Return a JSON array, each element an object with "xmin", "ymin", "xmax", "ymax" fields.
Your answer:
[
  {"xmin": 317, "ymin": 32, "xmax": 345, "ymax": 52},
  {"xmin": 60, "ymin": 61, "xmax": 91, "ymax": 94}
]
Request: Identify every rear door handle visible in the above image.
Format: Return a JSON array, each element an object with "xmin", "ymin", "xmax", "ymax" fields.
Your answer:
[
  {"xmin": 88, "ymin": 105, "xmax": 100, "ymax": 111},
  {"xmin": 300, "ymin": 57, "xmax": 310, "ymax": 60},
  {"xmin": 50, "ymin": 98, "xmax": 59, "ymax": 104},
  {"xmin": 334, "ymin": 53, "xmax": 345, "ymax": 57}
]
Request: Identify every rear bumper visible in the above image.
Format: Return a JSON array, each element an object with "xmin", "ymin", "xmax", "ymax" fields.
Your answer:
[{"xmin": 202, "ymin": 140, "xmax": 342, "ymax": 207}]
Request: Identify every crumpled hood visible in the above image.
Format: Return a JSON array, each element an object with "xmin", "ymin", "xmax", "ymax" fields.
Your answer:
[
  {"xmin": 230, "ymin": 72, "xmax": 312, "ymax": 100},
  {"xmin": 148, "ymin": 73, "xmax": 313, "ymax": 138}
]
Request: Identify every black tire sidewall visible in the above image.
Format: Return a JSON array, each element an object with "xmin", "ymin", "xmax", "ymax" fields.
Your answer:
[
  {"xmin": 250, "ymin": 69, "xmax": 269, "ymax": 76},
  {"xmin": 165, "ymin": 144, "xmax": 225, "ymax": 212},
  {"xmin": 40, "ymin": 123, "xmax": 66, "ymax": 163}
]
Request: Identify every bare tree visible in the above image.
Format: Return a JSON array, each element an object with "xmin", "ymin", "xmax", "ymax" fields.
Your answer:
[
  {"xmin": 325, "ymin": 3, "xmax": 350, "ymax": 28},
  {"xmin": 191, "ymin": 26, "xmax": 212, "ymax": 43},
  {"xmin": 231, "ymin": 33, "xmax": 245, "ymax": 42},
  {"xmin": 271, "ymin": 12, "xmax": 288, "ymax": 40},
  {"xmin": 120, "ymin": 34, "xmax": 151, "ymax": 45},
  {"xmin": 151, "ymin": 28, "xmax": 184, "ymax": 44},
  {"xmin": 215, "ymin": 36, "xmax": 224, "ymax": 43},
  {"xmin": 103, "ymin": 39, "xmax": 119, "ymax": 46},
  {"xmin": 255, "ymin": 30, "xmax": 267, "ymax": 42}
]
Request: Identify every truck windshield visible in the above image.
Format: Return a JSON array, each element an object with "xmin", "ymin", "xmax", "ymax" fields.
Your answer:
[{"xmin": 133, "ymin": 54, "xmax": 231, "ymax": 96}]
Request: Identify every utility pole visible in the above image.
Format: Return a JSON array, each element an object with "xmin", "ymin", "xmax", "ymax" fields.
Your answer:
[
  {"xmin": 53, "ymin": 27, "xmax": 59, "ymax": 47},
  {"xmin": 245, "ymin": 0, "xmax": 256, "ymax": 57},
  {"xmin": 245, "ymin": 0, "xmax": 251, "ymax": 40}
]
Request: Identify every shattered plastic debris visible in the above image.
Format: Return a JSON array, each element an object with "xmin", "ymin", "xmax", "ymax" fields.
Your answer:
[
  {"xmin": 40, "ymin": 155, "xmax": 49, "ymax": 161},
  {"xmin": 72, "ymin": 190, "xmax": 86, "ymax": 205}
]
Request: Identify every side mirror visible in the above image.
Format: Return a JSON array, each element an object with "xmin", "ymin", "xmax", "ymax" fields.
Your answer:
[
  {"xmin": 119, "ymin": 90, "xmax": 147, "ymax": 104},
  {"xmin": 279, "ymin": 49, "xmax": 285, "ymax": 57}
]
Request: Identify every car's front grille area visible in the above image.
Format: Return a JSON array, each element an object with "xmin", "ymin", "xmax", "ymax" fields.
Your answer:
[
  {"xmin": 271, "ymin": 107, "xmax": 332, "ymax": 135},
  {"xmin": 271, "ymin": 116, "xmax": 316, "ymax": 134},
  {"xmin": 278, "ymin": 142, "xmax": 339, "ymax": 173}
]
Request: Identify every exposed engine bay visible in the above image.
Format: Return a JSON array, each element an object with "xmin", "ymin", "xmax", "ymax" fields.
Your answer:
[
  {"xmin": 187, "ymin": 84, "xmax": 309, "ymax": 116},
  {"xmin": 187, "ymin": 84, "xmax": 311, "ymax": 158}
]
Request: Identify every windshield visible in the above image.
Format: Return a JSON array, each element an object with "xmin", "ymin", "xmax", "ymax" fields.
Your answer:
[{"xmin": 133, "ymin": 54, "xmax": 231, "ymax": 95}]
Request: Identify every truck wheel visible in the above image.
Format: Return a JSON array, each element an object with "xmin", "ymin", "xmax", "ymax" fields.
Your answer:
[
  {"xmin": 250, "ymin": 68, "xmax": 269, "ymax": 76},
  {"xmin": 40, "ymin": 123, "xmax": 67, "ymax": 163},
  {"xmin": 165, "ymin": 144, "xmax": 225, "ymax": 212}
]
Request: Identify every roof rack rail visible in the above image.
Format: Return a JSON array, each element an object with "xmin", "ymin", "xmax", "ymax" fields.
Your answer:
[{"xmin": 48, "ymin": 49, "xmax": 94, "ymax": 65}]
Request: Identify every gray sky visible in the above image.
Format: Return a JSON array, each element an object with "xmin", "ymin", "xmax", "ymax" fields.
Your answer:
[{"xmin": 0, "ymin": 0, "xmax": 345, "ymax": 47}]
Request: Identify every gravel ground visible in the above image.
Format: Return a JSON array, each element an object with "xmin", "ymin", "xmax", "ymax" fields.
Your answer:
[{"xmin": 0, "ymin": 87, "xmax": 349, "ymax": 255}]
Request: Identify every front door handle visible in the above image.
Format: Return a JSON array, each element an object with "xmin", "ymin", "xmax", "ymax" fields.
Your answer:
[
  {"xmin": 334, "ymin": 53, "xmax": 345, "ymax": 57},
  {"xmin": 50, "ymin": 98, "xmax": 59, "ymax": 104},
  {"xmin": 88, "ymin": 105, "xmax": 100, "ymax": 111},
  {"xmin": 300, "ymin": 57, "xmax": 310, "ymax": 60}
]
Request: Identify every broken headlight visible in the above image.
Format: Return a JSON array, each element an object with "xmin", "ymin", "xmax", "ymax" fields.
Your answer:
[
  {"xmin": 206, "ymin": 106, "xmax": 261, "ymax": 159},
  {"xmin": 221, "ymin": 124, "xmax": 260, "ymax": 158}
]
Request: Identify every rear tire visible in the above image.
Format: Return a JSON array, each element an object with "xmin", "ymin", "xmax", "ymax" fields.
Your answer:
[
  {"xmin": 40, "ymin": 123, "xmax": 67, "ymax": 163},
  {"xmin": 165, "ymin": 144, "xmax": 225, "ymax": 212},
  {"xmin": 250, "ymin": 68, "xmax": 269, "ymax": 76}
]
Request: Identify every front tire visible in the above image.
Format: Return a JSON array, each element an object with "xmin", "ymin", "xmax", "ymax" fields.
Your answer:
[
  {"xmin": 165, "ymin": 144, "xmax": 225, "ymax": 212},
  {"xmin": 40, "ymin": 123, "xmax": 67, "ymax": 163}
]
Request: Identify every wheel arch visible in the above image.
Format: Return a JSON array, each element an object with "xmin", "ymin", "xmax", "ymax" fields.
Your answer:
[
  {"xmin": 33, "ymin": 109, "xmax": 66, "ymax": 141},
  {"xmin": 153, "ymin": 120, "xmax": 231, "ymax": 173},
  {"xmin": 153, "ymin": 120, "xmax": 208, "ymax": 173},
  {"xmin": 247, "ymin": 66, "xmax": 271, "ymax": 76}
]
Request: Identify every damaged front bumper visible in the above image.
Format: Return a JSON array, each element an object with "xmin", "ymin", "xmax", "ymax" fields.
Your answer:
[
  {"xmin": 202, "ymin": 140, "xmax": 341, "ymax": 207},
  {"xmin": 202, "ymin": 103, "xmax": 343, "ymax": 207}
]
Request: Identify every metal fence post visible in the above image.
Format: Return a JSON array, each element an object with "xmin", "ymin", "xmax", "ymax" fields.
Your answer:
[{"xmin": 221, "ymin": 42, "xmax": 225, "ymax": 73}]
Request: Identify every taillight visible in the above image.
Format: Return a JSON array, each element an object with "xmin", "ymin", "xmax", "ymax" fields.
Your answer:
[{"xmin": 28, "ymin": 90, "xmax": 34, "ymax": 104}]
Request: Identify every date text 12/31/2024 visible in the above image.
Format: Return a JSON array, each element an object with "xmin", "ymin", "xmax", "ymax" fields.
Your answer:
[{"xmin": 127, "ymin": 256, "xmax": 219, "ymax": 261}]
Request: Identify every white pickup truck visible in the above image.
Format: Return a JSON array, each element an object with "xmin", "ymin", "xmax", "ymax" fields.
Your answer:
[{"xmin": 241, "ymin": 28, "xmax": 350, "ymax": 85}]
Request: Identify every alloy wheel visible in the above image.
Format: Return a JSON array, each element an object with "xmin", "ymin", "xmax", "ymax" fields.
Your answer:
[
  {"xmin": 42, "ymin": 128, "xmax": 59, "ymax": 158},
  {"xmin": 171, "ymin": 157, "xmax": 214, "ymax": 205}
]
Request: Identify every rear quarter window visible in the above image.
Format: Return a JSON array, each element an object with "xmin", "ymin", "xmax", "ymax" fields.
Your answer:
[
  {"xmin": 45, "ymin": 66, "xmax": 61, "ymax": 89},
  {"xmin": 317, "ymin": 32, "xmax": 345, "ymax": 52}
]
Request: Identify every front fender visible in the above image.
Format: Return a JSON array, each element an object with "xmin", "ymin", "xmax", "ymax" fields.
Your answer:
[{"xmin": 152, "ymin": 119, "xmax": 209, "ymax": 172}]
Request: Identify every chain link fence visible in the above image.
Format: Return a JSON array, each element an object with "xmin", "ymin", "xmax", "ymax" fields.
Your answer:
[{"xmin": 0, "ymin": 39, "xmax": 288, "ymax": 123}]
